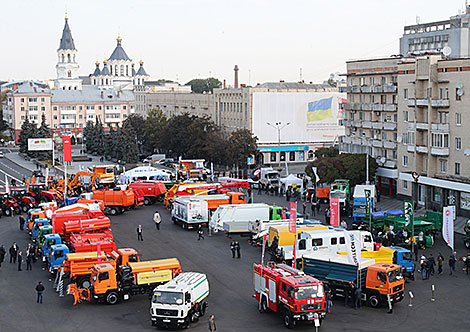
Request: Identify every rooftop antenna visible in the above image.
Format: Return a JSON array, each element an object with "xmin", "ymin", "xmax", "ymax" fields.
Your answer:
[
  {"xmin": 299, "ymin": 68, "xmax": 302, "ymax": 82},
  {"xmin": 248, "ymin": 69, "xmax": 251, "ymax": 85},
  {"xmin": 416, "ymin": 15, "xmax": 420, "ymax": 24}
]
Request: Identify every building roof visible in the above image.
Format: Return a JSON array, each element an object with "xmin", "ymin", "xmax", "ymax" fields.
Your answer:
[
  {"xmin": 58, "ymin": 18, "xmax": 76, "ymax": 51},
  {"xmin": 109, "ymin": 36, "xmax": 131, "ymax": 61},
  {"xmin": 51, "ymin": 86, "xmax": 134, "ymax": 103},
  {"xmin": 255, "ymin": 82, "xmax": 333, "ymax": 90},
  {"xmin": 101, "ymin": 63, "xmax": 110, "ymax": 76},
  {"xmin": 131, "ymin": 64, "xmax": 136, "ymax": 76},
  {"xmin": 92, "ymin": 63, "xmax": 101, "ymax": 77},
  {"xmin": 10, "ymin": 81, "xmax": 50, "ymax": 95},
  {"xmin": 136, "ymin": 61, "xmax": 149, "ymax": 76}
]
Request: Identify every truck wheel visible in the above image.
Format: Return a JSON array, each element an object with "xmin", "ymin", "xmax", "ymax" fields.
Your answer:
[
  {"xmin": 465, "ymin": 239, "xmax": 470, "ymax": 249},
  {"xmin": 199, "ymin": 302, "xmax": 208, "ymax": 317},
  {"xmin": 4, "ymin": 208, "xmax": 12, "ymax": 217},
  {"xmin": 110, "ymin": 207, "xmax": 118, "ymax": 215},
  {"xmin": 14, "ymin": 207, "xmax": 21, "ymax": 215},
  {"xmin": 190, "ymin": 311, "xmax": 199, "ymax": 323},
  {"xmin": 283, "ymin": 311, "xmax": 295, "ymax": 329},
  {"xmin": 144, "ymin": 198, "xmax": 151, "ymax": 205},
  {"xmin": 106, "ymin": 291, "xmax": 119, "ymax": 305},
  {"xmin": 368, "ymin": 294, "xmax": 381, "ymax": 308},
  {"xmin": 22, "ymin": 204, "xmax": 29, "ymax": 213},
  {"xmin": 78, "ymin": 276, "xmax": 91, "ymax": 289},
  {"xmin": 259, "ymin": 296, "xmax": 268, "ymax": 313}
]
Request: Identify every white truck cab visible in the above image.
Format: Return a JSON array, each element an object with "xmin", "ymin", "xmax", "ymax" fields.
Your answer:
[{"xmin": 151, "ymin": 272, "xmax": 209, "ymax": 329}]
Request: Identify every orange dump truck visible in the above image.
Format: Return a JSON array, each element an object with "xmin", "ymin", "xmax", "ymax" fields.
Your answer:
[
  {"xmin": 63, "ymin": 217, "xmax": 111, "ymax": 242},
  {"xmin": 51, "ymin": 203, "xmax": 105, "ymax": 234},
  {"xmin": 129, "ymin": 181, "xmax": 167, "ymax": 205},
  {"xmin": 93, "ymin": 189, "xmax": 135, "ymax": 215},
  {"xmin": 68, "ymin": 230, "xmax": 116, "ymax": 254}
]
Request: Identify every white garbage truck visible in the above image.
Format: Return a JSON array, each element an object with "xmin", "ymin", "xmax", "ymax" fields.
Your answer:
[{"xmin": 151, "ymin": 272, "xmax": 209, "ymax": 329}]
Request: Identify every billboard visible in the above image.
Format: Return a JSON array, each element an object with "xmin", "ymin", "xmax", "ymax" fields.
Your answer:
[
  {"xmin": 28, "ymin": 138, "xmax": 53, "ymax": 151},
  {"xmin": 252, "ymin": 92, "xmax": 346, "ymax": 144}
]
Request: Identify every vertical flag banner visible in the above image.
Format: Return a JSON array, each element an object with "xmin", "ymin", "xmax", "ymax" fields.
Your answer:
[
  {"xmin": 261, "ymin": 234, "xmax": 267, "ymax": 266},
  {"xmin": 307, "ymin": 97, "xmax": 333, "ymax": 122},
  {"xmin": 62, "ymin": 136, "xmax": 72, "ymax": 162},
  {"xmin": 5, "ymin": 175, "xmax": 9, "ymax": 194},
  {"xmin": 345, "ymin": 231, "xmax": 362, "ymax": 265},
  {"xmin": 443, "ymin": 206, "xmax": 454, "ymax": 250},
  {"xmin": 404, "ymin": 200, "xmax": 414, "ymax": 226},
  {"xmin": 330, "ymin": 197, "xmax": 340, "ymax": 226},
  {"xmin": 289, "ymin": 202, "xmax": 297, "ymax": 233}
]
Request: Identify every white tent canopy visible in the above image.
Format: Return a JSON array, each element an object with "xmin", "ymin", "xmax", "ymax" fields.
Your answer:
[
  {"xmin": 120, "ymin": 166, "xmax": 171, "ymax": 183},
  {"xmin": 280, "ymin": 174, "xmax": 303, "ymax": 189}
]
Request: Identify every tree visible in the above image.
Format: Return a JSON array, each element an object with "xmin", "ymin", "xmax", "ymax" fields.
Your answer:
[
  {"xmin": 93, "ymin": 118, "xmax": 105, "ymax": 155},
  {"xmin": 145, "ymin": 108, "xmax": 168, "ymax": 152},
  {"xmin": 35, "ymin": 114, "xmax": 52, "ymax": 160},
  {"xmin": 307, "ymin": 157, "xmax": 344, "ymax": 184},
  {"xmin": 228, "ymin": 129, "xmax": 258, "ymax": 166},
  {"xmin": 119, "ymin": 121, "xmax": 139, "ymax": 163},
  {"xmin": 104, "ymin": 126, "xmax": 117, "ymax": 159},
  {"xmin": 83, "ymin": 121, "xmax": 95, "ymax": 152},
  {"xmin": 338, "ymin": 153, "xmax": 378, "ymax": 187},
  {"xmin": 123, "ymin": 114, "xmax": 146, "ymax": 153},
  {"xmin": 18, "ymin": 118, "xmax": 34, "ymax": 154},
  {"xmin": 314, "ymin": 147, "xmax": 339, "ymax": 159},
  {"xmin": 185, "ymin": 78, "xmax": 221, "ymax": 94},
  {"xmin": 0, "ymin": 91, "xmax": 8, "ymax": 132}
]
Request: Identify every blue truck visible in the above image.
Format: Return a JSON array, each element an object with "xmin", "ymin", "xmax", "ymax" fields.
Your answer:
[
  {"xmin": 352, "ymin": 185, "xmax": 376, "ymax": 221},
  {"xmin": 41, "ymin": 234, "xmax": 62, "ymax": 259}
]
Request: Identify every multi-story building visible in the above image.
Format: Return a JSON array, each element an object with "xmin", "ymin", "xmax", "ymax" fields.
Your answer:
[
  {"xmin": 339, "ymin": 58, "xmax": 399, "ymax": 196},
  {"xmin": 397, "ymin": 55, "xmax": 470, "ymax": 217},
  {"xmin": 400, "ymin": 6, "xmax": 470, "ymax": 58}
]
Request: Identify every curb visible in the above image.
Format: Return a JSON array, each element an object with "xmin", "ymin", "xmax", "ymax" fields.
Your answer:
[{"xmin": 3, "ymin": 154, "xmax": 36, "ymax": 175}]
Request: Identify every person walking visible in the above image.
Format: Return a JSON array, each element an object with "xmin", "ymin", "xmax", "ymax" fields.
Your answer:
[
  {"xmin": 35, "ymin": 281, "xmax": 45, "ymax": 304},
  {"xmin": 316, "ymin": 201, "xmax": 321, "ymax": 214},
  {"xmin": 208, "ymin": 315, "xmax": 216, "ymax": 332},
  {"xmin": 0, "ymin": 244, "xmax": 5, "ymax": 267},
  {"xmin": 235, "ymin": 241, "xmax": 241, "ymax": 259},
  {"xmin": 354, "ymin": 286, "xmax": 362, "ymax": 309},
  {"xmin": 302, "ymin": 201, "xmax": 306, "ymax": 215},
  {"xmin": 466, "ymin": 253, "xmax": 470, "ymax": 276},
  {"xmin": 311, "ymin": 200, "xmax": 316, "ymax": 217},
  {"xmin": 340, "ymin": 219, "xmax": 347, "ymax": 229},
  {"xmin": 26, "ymin": 250, "xmax": 33, "ymax": 270},
  {"xmin": 326, "ymin": 288, "xmax": 333, "ymax": 313},
  {"xmin": 437, "ymin": 253, "xmax": 444, "ymax": 275},
  {"xmin": 19, "ymin": 216, "xmax": 25, "ymax": 231},
  {"xmin": 230, "ymin": 241, "xmax": 236, "ymax": 258},
  {"xmin": 198, "ymin": 226, "xmax": 204, "ymax": 240},
  {"xmin": 9, "ymin": 242, "xmax": 18, "ymax": 264},
  {"xmin": 17, "ymin": 251, "xmax": 23, "ymax": 271},
  {"xmin": 449, "ymin": 252, "xmax": 457, "ymax": 275},
  {"xmin": 428, "ymin": 254, "xmax": 436, "ymax": 276},
  {"xmin": 345, "ymin": 283, "xmax": 353, "ymax": 307},
  {"xmin": 137, "ymin": 225, "xmax": 143, "ymax": 241},
  {"xmin": 153, "ymin": 210, "xmax": 161, "ymax": 230}
]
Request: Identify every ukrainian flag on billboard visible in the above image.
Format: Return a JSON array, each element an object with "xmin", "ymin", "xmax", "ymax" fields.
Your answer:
[{"xmin": 307, "ymin": 97, "xmax": 333, "ymax": 122}]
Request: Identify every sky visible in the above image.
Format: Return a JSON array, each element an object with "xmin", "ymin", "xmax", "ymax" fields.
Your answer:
[{"xmin": 0, "ymin": 0, "xmax": 467, "ymax": 85}]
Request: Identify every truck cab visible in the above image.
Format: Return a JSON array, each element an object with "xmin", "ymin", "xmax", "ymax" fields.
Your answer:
[
  {"xmin": 259, "ymin": 167, "xmax": 280, "ymax": 188},
  {"xmin": 109, "ymin": 248, "xmax": 140, "ymax": 266},
  {"xmin": 35, "ymin": 225, "xmax": 53, "ymax": 246},
  {"xmin": 31, "ymin": 218, "xmax": 50, "ymax": 238},
  {"xmin": 48, "ymin": 244, "xmax": 70, "ymax": 272},
  {"xmin": 41, "ymin": 234, "xmax": 62, "ymax": 258},
  {"xmin": 364, "ymin": 263, "xmax": 404, "ymax": 307},
  {"xmin": 388, "ymin": 246, "xmax": 414, "ymax": 278},
  {"xmin": 27, "ymin": 210, "xmax": 46, "ymax": 231},
  {"xmin": 330, "ymin": 179, "xmax": 350, "ymax": 211}
]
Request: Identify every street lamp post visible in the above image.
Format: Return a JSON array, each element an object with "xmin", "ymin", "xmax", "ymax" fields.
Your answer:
[{"xmin": 267, "ymin": 122, "xmax": 291, "ymax": 169}]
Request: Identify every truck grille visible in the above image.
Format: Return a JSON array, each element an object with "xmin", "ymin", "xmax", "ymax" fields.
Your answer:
[
  {"xmin": 300, "ymin": 303, "xmax": 321, "ymax": 311},
  {"xmin": 393, "ymin": 285, "xmax": 403, "ymax": 293},
  {"xmin": 156, "ymin": 309, "xmax": 178, "ymax": 317}
]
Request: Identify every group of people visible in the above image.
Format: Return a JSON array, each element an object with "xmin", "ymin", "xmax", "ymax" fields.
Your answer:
[
  {"xmin": 324, "ymin": 282, "xmax": 362, "ymax": 313},
  {"xmin": 1, "ymin": 241, "xmax": 37, "ymax": 271},
  {"xmin": 230, "ymin": 240, "xmax": 241, "ymax": 258}
]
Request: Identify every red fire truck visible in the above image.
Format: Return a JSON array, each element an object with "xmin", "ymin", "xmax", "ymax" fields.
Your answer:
[{"xmin": 254, "ymin": 263, "xmax": 327, "ymax": 329}]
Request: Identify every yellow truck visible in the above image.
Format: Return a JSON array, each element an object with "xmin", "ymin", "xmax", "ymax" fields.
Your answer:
[{"xmin": 268, "ymin": 224, "xmax": 329, "ymax": 248}]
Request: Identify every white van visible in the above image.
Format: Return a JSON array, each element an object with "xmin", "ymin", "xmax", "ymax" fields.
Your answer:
[
  {"xmin": 172, "ymin": 197, "xmax": 209, "ymax": 229},
  {"xmin": 210, "ymin": 203, "xmax": 270, "ymax": 233}
]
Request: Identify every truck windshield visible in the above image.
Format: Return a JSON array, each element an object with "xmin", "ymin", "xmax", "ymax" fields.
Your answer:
[
  {"xmin": 152, "ymin": 291, "xmax": 183, "ymax": 305},
  {"xmin": 295, "ymin": 285, "xmax": 324, "ymax": 300},
  {"xmin": 402, "ymin": 252, "xmax": 412, "ymax": 261},
  {"xmin": 330, "ymin": 191, "xmax": 345, "ymax": 199},
  {"xmin": 267, "ymin": 173, "xmax": 279, "ymax": 179},
  {"xmin": 387, "ymin": 269, "xmax": 403, "ymax": 283}
]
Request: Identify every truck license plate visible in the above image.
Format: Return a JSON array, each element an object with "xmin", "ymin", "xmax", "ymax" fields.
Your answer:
[{"xmin": 163, "ymin": 319, "xmax": 171, "ymax": 323}]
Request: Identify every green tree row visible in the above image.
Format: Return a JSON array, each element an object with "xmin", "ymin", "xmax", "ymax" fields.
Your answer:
[{"xmin": 18, "ymin": 114, "xmax": 52, "ymax": 160}]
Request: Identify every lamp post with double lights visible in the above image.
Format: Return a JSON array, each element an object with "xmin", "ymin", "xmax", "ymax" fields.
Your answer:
[{"xmin": 267, "ymin": 122, "xmax": 290, "ymax": 194}]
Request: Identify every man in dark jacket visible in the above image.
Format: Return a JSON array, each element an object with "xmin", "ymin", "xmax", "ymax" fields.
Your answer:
[
  {"xmin": 17, "ymin": 251, "xmax": 23, "ymax": 271},
  {"xmin": 0, "ymin": 244, "xmax": 6, "ymax": 267},
  {"xmin": 428, "ymin": 254, "xmax": 436, "ymax": 276},
  {"xmin": 208, "ymin": 315, "xmax": 216, "ymax": 332},
  {"xmin": 19, "ymin": 216, "xmax": 26, "ymax": 231},
  {"xmin": 9, "ymin": 242, "xmax": 18, "ymax": 264},
  {"xmin": 235, "ymin": 241, "xmax": 241, "ymax": 259},
  {"xmin": 26, "ymin": 250, "xmax": 33, "ymax": 270},
  {"xmin": 230, "ymin": 241, "xmax": 236, "ymax": 258},
  {"xmin": 35, "ymin": 281, "xmax": 45, "ymax": 304}
]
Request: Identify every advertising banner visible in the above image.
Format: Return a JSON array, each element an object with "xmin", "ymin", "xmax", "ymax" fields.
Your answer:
[
  {"xmin": 404, "ymin": 200, "xmax": 414, "ymax": 226},
  {"xmin": 330, "ymin": 197, "xmax": 339, "ymax": 226},
  {"xmin": 28, "ymin": 138, "xmax": 52, "ymax": 151},
  {"xmin": 289, "ymin": 202, "xmax": 297, "ymax": 233},
  {"xmin": 443, "ymin": 206, "xmax": 454, "ymax": 250},
  {"xmin": 344, "ymin": 231, "xmax": 362, "ymax": 266},
  {"xmin": 62, "ymin": 136, "xmax": 72, "ymax": 162}
]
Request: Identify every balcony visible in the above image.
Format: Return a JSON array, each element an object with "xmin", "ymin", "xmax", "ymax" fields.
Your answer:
[
  {"xmin": 342, "ymin": 136, "xmax": 352, "ymax": 144},
  {"xmin": 339, "ymin": 86, "xmax": 350, "ymax": 93},
  {"xmin": 407, "ymin": 122, "xmax": 415, "ymax": 130},
  {"xmin": 362, "ymin": 121, "xmax": 372, "ymax": 128},
  {"xmin": 361, "ymin": 137, "xmax": 372, "ymax": 146},
  {"xmin": 342, "ymin": 120, "xmax": 351, "ymax": 127},
  {"xmin": 383, "ymin": 141, "xmax": 396, "ymax": 149},
  {"xmin": 416, "ymin": 145, "xmax": 428, "ymax": 154},
  {"xmin": 384, "ymin": 160, "xmax": 396, "ymax": 168},
  {"xmin": 351, "ymin": 86, "xmax": 361, "ymax": 93},
  {"xmin": 361, "ymin": 85, "xmax": 373, "ymax": 93},
  {"xmin": 105, "ymin": 117, "xmax": 121, "ymax": 123},
  {"xmin": 431, "ymin": 123, "xmax": 449, "ymax": 133},
  {"xmin": 372, "ymin": 85, "xmax": 383, "ymax": 93},
  {"xmin": 431, "ymin": 99, "xmax": 450, "ymax": 108},
  {"xmin": 407, "ymin": 145, "xmax": 415, "ymax": 153},
  {"xmin": 352, "ymin": 103, "xmax": 362, "ymax": 111},
  {"xmin": 408, "ymin": 99, "xmax": 429, "ymax": 107},
  {"xmin": 416, "ymin": 122, "xmax": 428, "ymax": 130},
  {"xmin": 383, "ymin": 85, "xmax": 397, "ymax": 93},
  {"xmin": 361, "ymin": 103, "xmax": 372, "ymax": 111},
  {"xmin": 351, "ymin": 137, "xmax": 362, "ymax": 145},
  {"xmin": 60, "ymin": 118, "xmax": 76, "ymax": 124},
  {"xmin": 372, "ymin": 140, "xmax": 383, "ymax": 148},
  {"xmin": 344, "ymin": 103, "xmax": 353, "ymax": 110},
  {"xmin": 383, "ymin": 122, "xmax": 397, "ymax": 130},
  {"xmin": 351, "ymin": 120, "xmax": 362, "ymax": 127},
  {"xmin": 372, "ymin": 104, "xmax": 383, "ymax": 111},
  {"xmin": 60, "ymin": 109, "xmax": 77, "ymax": 115},
  {"xmin": 372, "ymin": 122, "xmax": 383, "ymax": 129},
  {"xmin": 431, "ymin": 147, "xmax": 449, "ymax": 156},
  {"xmin": 104, "ymin": 108, "xmax": 121, "ymax": 114},
  {"xmin": 383, "ymin": 104, "xmax": 397, "ymax": 112}
]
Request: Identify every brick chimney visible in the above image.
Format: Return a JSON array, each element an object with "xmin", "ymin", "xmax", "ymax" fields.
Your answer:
[
  {"xmin": 101, "ymin": 91, "xmax": 104, "ymax": 99},
  {"xmin": 223, "ymin": 79, "xmax": 227, "ymax": 89},
  {"xmin": 234, "ymin": 65, "xmax": 239, "ymax": 88}
]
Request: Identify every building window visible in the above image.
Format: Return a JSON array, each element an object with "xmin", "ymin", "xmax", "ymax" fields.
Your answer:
[
  {"xmin": 403, "ymin": 88, "xmax": 408, "ymax": 100},
  {"xmin": 54, "ymin": 116, "xmax": 58, "ymax": 120},
  {"xmin": 21, "ymin": 107, "xmax": 25, "ymax": 112},
  {"xmin": 280, "ymin": 152, "xmax": 286, "ymax": 162},
  {"xmin": 432, "ymin": 133, "xmax": 449, "ymax": 148},
  {"xmin": 455, "ymin": 163, "xmax": 461, "ymax": 176},
  {"xmin": 456, "ymin": 137, "xmax": 462, "ymax": 150},
  {"xmin": 270, "ymin": 152, "xmax": 276, "ymax": 162},
  {"xmin": 41, "ymin": 107, "xmax": 45, "ymax": 111},
  {"xmin": 79, "ymin": 115, "xmax": 83, "ymax": 119},
  {"xmin": 433, "ymin": 187, "xmax": 442, "ymax": 203},
  {"xmin": 456, "ymin": 88, "xmax": 462, "ymax": 101},
  {"xmin": 402, "ymin": 155, "xmax": 408, "ymax": 167},
  {"xmin": 289, "ymin": 151, "xmax": 295, "ymax": 161},
  {"xmin": 461, "ymin": 192, "xmax": 470, "ymax": 210},
  {"xmin": 456, "ymin": 113, "xmax": 462, "ymax": 126},
  {"xmin": 438, "ymin": 112, "xmax": 449, "ymax": 124},
  {"xmin": 299, "ymin": 151, "xmax": 305, "ymax": 161},
  {"xmin": 403, "ymin": 180, "xmax": 408, "ymax": 189},
  {"xmin": 20, "ymin": 98, "xmax": 24, "ymax": 103},
  {"xmin": 21, "ymin": 116, "xmax": 25, "ymax": 120},
  {"xmin": 53, "ymin": 106, "xmax": 58, "ymax": 111},
  {"xmin": 440, "ymin": 159, "xmax": 447, "ymax": 173}
]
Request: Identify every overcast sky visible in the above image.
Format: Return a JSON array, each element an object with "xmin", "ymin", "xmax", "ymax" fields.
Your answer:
[{"xmin": 0, "ymin": 0, "xmax": 466, "ymax": 85}]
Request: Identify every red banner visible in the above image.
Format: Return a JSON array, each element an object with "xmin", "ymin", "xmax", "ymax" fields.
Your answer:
[
  {"xmin": 97, "ymin": 243, "xmax": 101, "ymax": 264},
  {"xmin": 261, "ymin": 234, "xmax": 267, "ymax": 266},
  {"xmin": 330, "ymin": 197, "xmax": 340, "ymax": 226},
  {"xmin": 62, "ymin": 136, "xmax": 72, "ymax": 162},
  {"xmin": 289, "ymin": 202, "xmax": 297, "ymax": 233}
]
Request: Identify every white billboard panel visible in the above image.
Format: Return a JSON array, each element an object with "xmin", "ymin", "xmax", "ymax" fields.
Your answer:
[
  {"xmin": 252, "ymin": 92, "xmax": 346, "ymax": 144},
  {"xmin": 28, "ymin": 138, "xmax": 53, "ymax": 151}
]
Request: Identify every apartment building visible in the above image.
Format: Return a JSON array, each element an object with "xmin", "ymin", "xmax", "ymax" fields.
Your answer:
[
  {"xmin": 339, "ymin": 58, "xmax": 399, "ymax": 196},
  {"xmin": 397, "ymin": 55, "xmax": 470, "ymax": 217}
]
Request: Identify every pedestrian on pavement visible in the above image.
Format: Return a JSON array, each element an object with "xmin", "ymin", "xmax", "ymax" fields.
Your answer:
[
  {"xmin": 257, "ymin": 184, "xmax": 262, "ymax": 195},
  {"xmin": 137, "ymin": 225, "xmax": 143, "ymax": 241},
  {"xmin": 311, "ymin": 200, "xmax": 316, "ymax": 217},
  {"xmin": 302, "ymin": 201, "xmax": 306, "ymax": 215},
  {"xmin": 30, "ymin": 242, "xmax": 37, "ymax": 263},
  {"xmin": 17, "ymin": 251, "xmax": 23, "ymax": 271},
  {"xmin": 437, "ymin": 253, "xmax": 444, "ymax": 275},
  {"xmin": 26, "ymin": 250, "xmax": 33, "ymax": 270},
  {"xmin": 326, "ymin": 208, "xmax": 330, "ymax": 222},
  {"xmin": 230, "ymin": 241, "xmax": 236, "ymax": 258},
  {"xmin": 19, "ymin": 216, "xmax": 25, "ymax": 231},
  {"xmin": 428, "ymin": 254, "xmax": 436, "ymax": 276},
  {"xmin": 235, "ymin": 241, "xmax": 241, "ymax": 258},
  {"xmin": 0, "ymin": 244, "xmax": 6, "ymax": 267},
  {"xmin": 326, "ymin": 288, "xmax": 333, "ymax": 313},
  {"xmin": 466, "ymin": 253, "xmax": 470, "ymax": 276},
  {"xmin": 198, "ymin": 226, "xmax": 205, "ymax": 240},
  {"xmin": 9, "ymin": 242, "xmax": 18, "ymax": 264},
  {"xmin": 35, "ymin": 281, "xmax": 45, "ymax": 304},
  {"xmin": 208, "ymin": 314, "xmax": 216, "ymax": 332},
  {"xmin": 345, "ymin": 283, "xmax": 353, "ymax": 307},
  {"xmin": 340, "ymin": 219, "xmax": 347, "ymax": 229},
  {"xmin": 354, "ymin": 286, "xmax": 362, "ymax": 309},
  {"xmin": 153, "ymin": 210, "xmax": 161, "ymax": 230},
  {"xmin": 324, "ymin": 208, "xmax": 328, "ymax": 223},
  {"xmin": 286, "ymin": 188, "xmax": 290, "ymax": 201},
  {"xmin": 449, "ymin": 251, "xmax": 457, "ymax": 275}
]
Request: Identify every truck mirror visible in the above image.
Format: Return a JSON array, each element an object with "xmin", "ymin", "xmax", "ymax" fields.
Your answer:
[{"xmin": 185, "ymin": 292, "xmax": 191, "ymax": 303}]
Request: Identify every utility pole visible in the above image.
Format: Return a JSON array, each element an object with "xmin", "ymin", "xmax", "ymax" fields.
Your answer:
[
  {"xmin": 267, "ymin": 122, "xmax": 291, "ymax": 195},
  {"xmin": 365, "ymin": 151, "xmax": 370, "ymax": 185}
]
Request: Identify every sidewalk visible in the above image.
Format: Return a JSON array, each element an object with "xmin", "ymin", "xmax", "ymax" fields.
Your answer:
[{"xmin": 4, "ymin": 152, "xmax": 39, "ymax": 172}]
